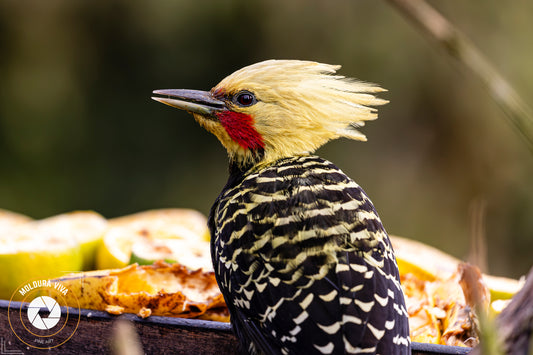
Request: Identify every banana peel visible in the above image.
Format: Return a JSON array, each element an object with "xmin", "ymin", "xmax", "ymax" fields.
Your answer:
[{"xmin": 48, "ymin": 261, "xmax": 227, "ymax": 320}]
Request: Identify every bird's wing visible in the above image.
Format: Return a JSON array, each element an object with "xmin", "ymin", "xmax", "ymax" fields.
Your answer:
[{"xmin": 211, "ymin": 156, "xmax": 408, "ymax": 354}]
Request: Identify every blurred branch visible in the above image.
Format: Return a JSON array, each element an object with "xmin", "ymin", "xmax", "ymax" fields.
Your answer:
[
  {"xmin": 386, "ymin": 0, "xmax": 533, "ymax": 154},
  {"xmin": 112, "ymin": 319, "xmax": 143, "ymax": 355},
  {"xmin": 468, "ymin": 198, "xmax": 488, "ymax": 274}
]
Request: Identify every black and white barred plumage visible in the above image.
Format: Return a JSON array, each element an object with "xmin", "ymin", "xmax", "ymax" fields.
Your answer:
[{"xmin": 209, "ymin": 155, "xmax": 410, "ymax": 354}]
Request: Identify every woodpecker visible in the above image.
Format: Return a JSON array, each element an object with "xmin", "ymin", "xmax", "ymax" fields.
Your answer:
[{"xmin": 152, "ymin": 60, "xmax": 410, "ymax": 354}]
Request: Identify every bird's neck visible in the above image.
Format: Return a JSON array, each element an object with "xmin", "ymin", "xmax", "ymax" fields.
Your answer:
[
  {"xmin": 227, "ymin": 148, "xmax": 265, "ymax": 175},
  {"xmin": 227, "ymin": 157, "xmax": 257, "ymax": 184},
  {"xmin": 227, "ymin": 152, "xmax": 313, "ymax": 184}
]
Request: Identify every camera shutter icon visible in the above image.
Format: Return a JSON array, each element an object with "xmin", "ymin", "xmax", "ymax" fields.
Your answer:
[{"xmin": 27, "ymin": 296, "xmax": 61, "ymax": 330}]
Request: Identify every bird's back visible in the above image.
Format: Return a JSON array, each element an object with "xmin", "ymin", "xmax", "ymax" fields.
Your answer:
[{"xmin": 209, "ymin": 155, "xmax": 410, "ymax": 354}]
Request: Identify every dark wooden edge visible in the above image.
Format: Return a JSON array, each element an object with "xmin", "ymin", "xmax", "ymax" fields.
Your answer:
[
  {"xmin": 412, "ymin": 342, "xmax": 471, "ymax": 354},
  {"xmin": 0, "ymin": 300, "xmax": 470, "ymax": 354},
  {"xmin": 0, "ymin": 299, "xmax": 238, "ymax": 354}
]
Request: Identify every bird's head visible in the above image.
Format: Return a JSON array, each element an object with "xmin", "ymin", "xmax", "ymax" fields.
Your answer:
[{"xmin": 153, "ymin": 59, "xmax": 387, "ymax": 169}]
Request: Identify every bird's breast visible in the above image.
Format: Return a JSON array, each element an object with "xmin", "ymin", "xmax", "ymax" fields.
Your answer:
[{"xmin": 210, "ymin": 155, "xmax": 392, "ymax": 289}]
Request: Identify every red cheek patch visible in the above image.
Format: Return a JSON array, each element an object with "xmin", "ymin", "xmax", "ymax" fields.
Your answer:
[{"xmin": 216, "ymin": 111, "xmax": 265, "ymax": 151}]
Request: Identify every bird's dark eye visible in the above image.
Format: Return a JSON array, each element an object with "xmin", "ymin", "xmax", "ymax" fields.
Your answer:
[{"xmin": 233, "ymin": 91, "xmax": 256, "ymax": 107}]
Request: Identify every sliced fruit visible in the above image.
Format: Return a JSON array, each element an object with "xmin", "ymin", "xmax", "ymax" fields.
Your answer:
[
  {"xmin": 0, "ymin": 246, "xmax": 82, "ymax": 301},
  {"xmin": 129, "ymin": 239, "xmax": 179, "ymax": 265},
  {"xmin": 96, "ymin": 209, "xmax": 211, "ymax": 271},
  {"xmin": 202, "ymin": 228, "xmax": 211, "ymax": 242},
  {"xmin": 109, "ymin": 208, "xmax": 208, "ymax": 236},
  {"xmin": 32, "ymin": 211, "xmax": 107, "ymax": 270},
  {"xmin": 49, "ymin": 261, "xmax": 225, "ymax": 318},
  {"xmin": 401, "ymin": 264, "xmax": 482, "ymax": 347},
  {"xmin": 129, "ymin": 232, "xmax": 211, "ymax": 270},
  {"xmin": 391, "ymin": 235, "xmax": 460, "ymax": 281},
  {"xmin": 483, "ymin": 274, "xmax": 524, "ymax": 301},
  {"xmin": 0, "ymin": 211, "xmax": 107, "ymax": 300},
  {"xmin": 96, "ymin": 227, "xmax": 134, "ymax": 269},
  {"xmin": 391, "ymin": 235, "xmax": 523, "ymax": 301},
  {"xmin": 0, "ymin": 209, "xmax": 32, "ymax": 231}
]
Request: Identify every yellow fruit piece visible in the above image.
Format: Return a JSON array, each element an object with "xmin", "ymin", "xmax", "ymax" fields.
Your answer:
[
  {"xmin": 109, "ymin": 208, "xmax": 208, "ymax": 235},
  {"xmin": 490, "ymin": 299, "xmax": 511, "ymax": 314},
  {"xmin": 38, "ymin": 211, "xmax": 107, "ymax": 270},
  {"xmin": 483, "ymin": 274, "xmax": 524, "ymax": 301},
  {"xmin": 96, "ymin": 209, "xmax": 211, "ymax": 271},
  {"xmin": 0, "ymin": 209, "xmax": 32, "ymax": 231},
  {"xmin": 49, "ymin": 262, "xmax": 225, "ymax": 319},
  {"xmin": 202, "ymin": 228, "xmax": 211, "ymax": 242},
  {"xmin": 391, "ymin": 235, "xmax": 460, "ymax": 281},
  {"xmin": 0, "ymin": 211, "xmax": 107, "ymax": 300},
  {"xmin": 0, "ymin": 211, "xmax": 106, "ymax": 300},
  {"xmin": 391, "ymin": 235, "xmax": 523, "ymax": 301},
  {"xmin": 0, "ymin": 248, "xmax": 82, "ymax": 301},
  {"xmin": 129, "ymin": 234, "xmax": 212, "ymax": 270},
  {"xmin": 96, "ymin": 227, "xmax": 133, "ymax": 269},
  {"xmin": 401, "ymin": 266, "xmax": 483, "ymax": 347}
]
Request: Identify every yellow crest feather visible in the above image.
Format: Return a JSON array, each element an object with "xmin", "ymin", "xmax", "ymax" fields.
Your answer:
[{"xmin": 210, "ymin": 59, "xmax": 388, "ymax": 165}]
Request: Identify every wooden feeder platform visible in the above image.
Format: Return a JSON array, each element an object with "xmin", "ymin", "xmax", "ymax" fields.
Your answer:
[{"xmin": 0, "ymin": 300, "xmax": 471, "ymax": 354}]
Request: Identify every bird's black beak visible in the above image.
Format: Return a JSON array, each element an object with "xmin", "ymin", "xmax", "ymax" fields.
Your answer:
[{"xmin": 152, "ymin": 89, "xmax": 225, "ymax": 117}]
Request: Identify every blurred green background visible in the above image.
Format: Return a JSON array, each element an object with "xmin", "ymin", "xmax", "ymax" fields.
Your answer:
[{"xmin": 0, "ymin": 1, "xmax": 532, "ymax": 278}]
